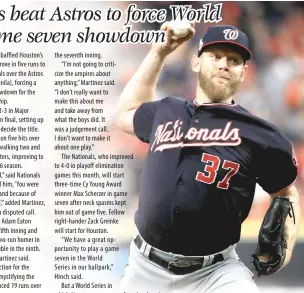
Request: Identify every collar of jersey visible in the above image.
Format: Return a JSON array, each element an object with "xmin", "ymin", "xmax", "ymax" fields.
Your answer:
[{"xmin": 192, "ymin": 99, "xmax": 238, "ymax": 107}]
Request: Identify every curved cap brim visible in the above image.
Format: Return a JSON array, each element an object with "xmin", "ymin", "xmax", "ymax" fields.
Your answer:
[{"xmin": 198, "ymin": 41, "xmax": 252, "ymax": 61}]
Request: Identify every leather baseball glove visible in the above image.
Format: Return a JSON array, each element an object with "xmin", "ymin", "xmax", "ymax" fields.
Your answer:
[{"xmin": 252, "ymin": 196, "xmax": 295, "ymax": 277}]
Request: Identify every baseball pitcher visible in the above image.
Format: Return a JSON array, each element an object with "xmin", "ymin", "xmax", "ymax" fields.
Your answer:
[{"xmin": 116, "ymin": 22, "xmax": 301, "ymax": 293}]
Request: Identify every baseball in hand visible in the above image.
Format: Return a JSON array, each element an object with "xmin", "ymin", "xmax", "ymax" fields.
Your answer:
[{"xmin": 169, "ymin": 19, "xmax": 192, "ymax": 40}]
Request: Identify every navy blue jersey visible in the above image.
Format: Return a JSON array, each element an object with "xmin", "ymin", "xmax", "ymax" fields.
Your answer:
[{"xmin": 133, "ymin": 97, "xmax": 298, "ymax": 255}]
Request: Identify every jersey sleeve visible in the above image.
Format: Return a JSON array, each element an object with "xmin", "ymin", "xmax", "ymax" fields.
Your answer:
[
  {"xmin": 133, "ymin": 101, "xmax": 160, "ymax": 143},
  {"xmin": 256, "ymin": 133, "xmax": 298, "ymax": 194}
]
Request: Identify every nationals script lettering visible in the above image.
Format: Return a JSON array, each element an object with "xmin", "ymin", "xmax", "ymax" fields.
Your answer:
[{"xmin": 151, "ymin": 120, "xmax": 241, "ymax": 152}]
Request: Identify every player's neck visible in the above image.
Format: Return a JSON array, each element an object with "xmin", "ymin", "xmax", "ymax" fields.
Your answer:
[{"xmin": 195, "ymin": 87, "xmax": 233, "ymax": 105}]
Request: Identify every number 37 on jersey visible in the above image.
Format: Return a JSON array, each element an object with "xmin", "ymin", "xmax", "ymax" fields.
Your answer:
[{"xmin": 196, "ymin": 153, "xmax": 240, "ymax": 190}]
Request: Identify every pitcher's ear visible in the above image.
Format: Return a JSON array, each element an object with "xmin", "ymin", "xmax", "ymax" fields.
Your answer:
[
  {"xmin": 191, "ymin": 55, "xmax": 201, "ymax": 73},
  {"xmin": 241, "ymin": 64, "xmax": 248, "ymax": 82}
]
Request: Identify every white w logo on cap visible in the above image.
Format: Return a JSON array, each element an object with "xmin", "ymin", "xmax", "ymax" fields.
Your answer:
[
  {"xmin": 198, "ymin": 39, "xmax": 204, "ymax": 51},
  {"xmin": 223, "ymin": 29, "xmax": 239, "ymax": 40}
]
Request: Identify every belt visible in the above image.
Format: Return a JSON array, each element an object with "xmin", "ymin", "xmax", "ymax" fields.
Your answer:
[{"xmin": 134, "ymin": 235, "xmax": 224, "ymax": 275}]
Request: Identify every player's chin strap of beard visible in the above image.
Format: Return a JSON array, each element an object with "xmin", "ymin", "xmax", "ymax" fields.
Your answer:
[{"xmin": 251, "ymin": 196, "xmax": 295, "ymax": 277}]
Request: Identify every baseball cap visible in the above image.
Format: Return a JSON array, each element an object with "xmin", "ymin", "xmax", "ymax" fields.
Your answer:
[{"xmin": 197, "ymin": 25, "xmax": 252, "ymax": 61}]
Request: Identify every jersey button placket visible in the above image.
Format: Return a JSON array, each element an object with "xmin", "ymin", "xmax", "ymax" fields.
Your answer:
[
  {"xmin": 181, "ymin": 151, "xmax": 187, "ymax": 159},
  {"xmin": 177, "ymin": 179, "xmax": 183, "ymax": 185},
  {"xmin": 194, "ymin": 118, "xmax": 199, "ymax": 124},
  {"xmin": 180, "ymin": 143, "xmax": 188, "ymax": 159},
  {"xmin": 174, "ymin": 207, "xmax": 180, "ymax": 213},
  {"xmin": 173, "ymin": 207, "xmax": 181, "ymax": 235}
]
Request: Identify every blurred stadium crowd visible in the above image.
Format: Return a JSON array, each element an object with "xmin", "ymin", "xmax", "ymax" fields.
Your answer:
[{"xmin": 109, "ymin": 1, "xmax": 304, "ymax": 235}]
